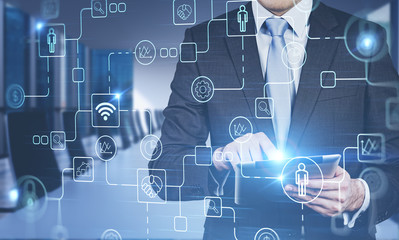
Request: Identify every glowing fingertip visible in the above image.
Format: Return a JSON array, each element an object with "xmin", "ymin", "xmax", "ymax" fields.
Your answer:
[
  {"xmin": 36, "ymin": 22, "xmax": 43, "ymax": 30},
  {"xmin": 9, "ymin": 189, "xmax": 18, "ymax": 202},
  {"xmin": 271, "ymin": 150, "xmax": 284, "ymax": 161}
]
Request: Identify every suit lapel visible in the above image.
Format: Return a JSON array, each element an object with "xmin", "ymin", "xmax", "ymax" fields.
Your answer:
[
  {"xmin": 224, "ymin": 2, "xmax": 276, "ymax": 143},
  {"xmin": 222, "ymin": 2, "xmax": 342, "ymax": 149},
  {"xmin": 287, "ymin": 3, "xmax": 341, "ymax": 152}
]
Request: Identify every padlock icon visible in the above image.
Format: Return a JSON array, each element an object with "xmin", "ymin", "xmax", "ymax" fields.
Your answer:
[{"xmin": 21, "ymin": 179, "xmax": 39, "ymax": 212}]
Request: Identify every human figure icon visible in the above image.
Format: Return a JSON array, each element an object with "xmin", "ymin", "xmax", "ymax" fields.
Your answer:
[
  {"xmin": 47, "ymin": 28, "xmax": 56, "ymax": 54},
  {"xmin": 237, "ymin": 5, "xmax": 248, "ymax": 33},
  {"xmin": 295, "ymin": 163, "xmax": 309, "ymax": 196}
]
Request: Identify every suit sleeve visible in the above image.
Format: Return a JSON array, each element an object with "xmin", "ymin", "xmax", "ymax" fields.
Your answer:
[
  {"xmin": 356, "ymin": 30, "xmax": 399, "ymax": 228},
  {"xmin": 148, "ymin": 27, "xmax": 212, "ymax": 201}
]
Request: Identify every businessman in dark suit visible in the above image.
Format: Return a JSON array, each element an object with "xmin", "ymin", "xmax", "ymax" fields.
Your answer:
[{"xmin": 150, "ymin": 0, "xmax": 399, "ymax": 239}]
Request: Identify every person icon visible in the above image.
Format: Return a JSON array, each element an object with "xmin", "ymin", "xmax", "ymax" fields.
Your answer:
[
  {"xmin": 237, "ymin": 5, "xmax": 248, "ymax": 33},
  {"xmin": 47, "ymin": 28, "xmax": 56, "ymax": 54},
  {"xmin": 295, "ymin": 163, "xmax": 309, "ymax": 196}
]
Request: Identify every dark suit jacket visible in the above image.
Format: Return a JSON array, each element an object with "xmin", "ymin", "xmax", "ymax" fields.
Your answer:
[{"xmin": 150, "ymin": 2, "xmax": 399, "ymax": 239}]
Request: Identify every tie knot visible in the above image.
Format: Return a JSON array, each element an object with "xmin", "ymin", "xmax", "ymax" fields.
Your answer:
[{"xmin": 265, "ymin": 18, "xmax": 289, "ymax": 37}]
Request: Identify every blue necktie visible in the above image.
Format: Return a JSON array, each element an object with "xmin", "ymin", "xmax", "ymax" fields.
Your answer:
[{"xmin": 265, "ymin": 18, "xmax": 295, "ymax": 151}]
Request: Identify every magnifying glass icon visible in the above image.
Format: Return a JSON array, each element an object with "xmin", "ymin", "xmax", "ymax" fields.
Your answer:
[
  {"xmin": 53, "ymin": 135, "xmax": 63, "ymax": 148},
  {"xmin": 258, "ymin": 101, "xmax": 271, "ymax": 116},
  {"xmin": 208, "ymin": 200, "xmax": 219, "ymax": 214},
  {"xmin": 94, "ymin": 1, "xmax": 105, "ymax": 14}
]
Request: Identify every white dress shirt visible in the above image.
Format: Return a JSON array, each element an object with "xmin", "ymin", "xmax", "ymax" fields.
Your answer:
[
  {"xmin": 253, "ymin": 0, "xmax": 310, "ymax": 93},
  {"xmin": 210, "ymin": 0, "xmax": 370, "ymax": 229}
]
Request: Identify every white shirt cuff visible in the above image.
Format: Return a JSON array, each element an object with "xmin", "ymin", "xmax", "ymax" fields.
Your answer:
[
  {"xmin": 209, "ymin": 169, "xmax": 231, "ymax": 196},
  {"xmin": 344, "ymin": 178, "xmax": 371, "ymax": 228}
]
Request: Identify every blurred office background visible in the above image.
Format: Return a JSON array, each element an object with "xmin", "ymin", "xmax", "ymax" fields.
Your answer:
[{"xmin": 0, "ymin": 0, "xmax": 398, "ymax": 239}]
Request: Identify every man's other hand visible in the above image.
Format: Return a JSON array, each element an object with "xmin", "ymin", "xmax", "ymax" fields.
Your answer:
[
  {"xmin": 212, "ymin": 132, "xmax": 279, "ymax": 172},
  {"xmin": 285, "ymin": 166, "xmax": 366, "ymax": 217}
]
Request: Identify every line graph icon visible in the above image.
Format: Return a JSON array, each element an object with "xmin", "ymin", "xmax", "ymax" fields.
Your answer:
[
  {"xmin": 139, "ymin": 46, "xmax": 152, "ymax": 59},
  {"xmin": 357, "ymin": 134, "xmax": 385, "ymax": 163},
  {"xmin": 229, "ymin": 116, "xmax": 253, "ymax": 143},
  {"xmin": 95, "ymin": 135, "xmax": 117, "ymax": 161},
  {"xmin": 135, "ymin": 40, "xmax": 156, "ymax": 65},
  {"xmin": 233, "ymin": 123, "xmax": 247, "ymax": 137},
  {"xmin": 99, "ymin": 141, "xmax": 112, "ymax": 154},
  {"xmin": 361, "ymin": 138, "xmax": 379, "ymax": 156},
  {"xmin": 91, "ymin": 93, "xmax": 120, "ymax": 128}
]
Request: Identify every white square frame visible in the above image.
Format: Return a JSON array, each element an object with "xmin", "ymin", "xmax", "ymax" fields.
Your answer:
[
  {"xmin": 226, "ymin": 0, "xmax": 258, "ymax": 37},
  {"xmin": 50, "ymin": 131, "xmax": 66, "ymax": 150},
  {"xmin": 91, "ymin": 0, "xmax": 108, "ymax": 18},
  {"xmin": 255, "ymin": 97, "xmax": 274, "ymax": 119},
  {"xmin": 136, "ymin": 168, "xmax": 167, "ymax": 204},
  {"xmin": 173, "ymin": 0, "xmax": 196, "ymax": 26},
  {"xmin": 386, "ymin": 97, "xmax": 399, "ymax": 130},
  {"xmin": 91, "ymin": 93, "xmax": 120, "ymax": 128},
  {"xmin": 174, "ymin": 216, "xmax": 188, "ymax": 232},
  {"xmin": 180, "ymin": 42, "xmax": 197, "ymax": 63},
  {"xmin": 73, "ymin": 157, "xmax": 94, "ymax": 182},
  {"xmin": 357, "ymin": 133, "xmax": 386, "ymax": 163},
  {"xmin": 204, "ymin": 196, "xmax": 222, "ymax": 218},
  {"xmin": 195, "ymin": 146, "xmax": 213, "ymax": 166},
  {"xmin": 320, "ymin": 71, "xmax": 337, "ymax": 89},
  {"xmin": 72, "ymin": 67, "xmax": 85, "ymax": 83},
  {"xmin": 38, "ymin": 23, "xmax": 66, "ymax": 58}
]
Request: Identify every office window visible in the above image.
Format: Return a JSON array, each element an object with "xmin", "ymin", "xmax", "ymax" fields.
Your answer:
[
  {"xmin": 4, "ymin": 5, "xmax": 30, "ymax": 110},
  {"xmin": 90, "ymin": 49, "xmax": 133, "ymax": 138},
  {"xmin": 110, "ymin": 52, "xmax": 134, "ymax": 110},
  {"xmin": 366, "ymin": 3, "xmax": 392, "ymax": 53},
  {"xmin": 91, "ymin": 50, "xmax": 133, "ymax": 110},
  {"xmin": 1, "ymin": 5, "xmax": 30, "ymax": 156},
  {"xmin": 90, "ymin": 49, "xmax": 110, "ymax": 94}
]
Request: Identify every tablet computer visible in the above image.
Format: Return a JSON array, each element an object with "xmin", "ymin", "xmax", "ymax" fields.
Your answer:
[{"xmin": 235, "ymin": 154, "xmax": 341, "ymax": 206}]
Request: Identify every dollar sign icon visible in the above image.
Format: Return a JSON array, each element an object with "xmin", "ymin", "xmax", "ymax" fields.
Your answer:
[
  {"xmin": 12, "ymin": 90, "xmax": 19, "ymax": 103},
  {"xmin": 6, "ymin": 84, "xmax": 25, "ymax": 109}
]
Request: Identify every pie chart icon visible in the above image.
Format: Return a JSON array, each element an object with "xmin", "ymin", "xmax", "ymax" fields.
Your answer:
[
  {"xmin": 140, "ymin": 135, "xmax": 162, "ymax": 161},
  {"xmin": 145, "ymin": 140, "xmax": 158, "ymax": 156}
]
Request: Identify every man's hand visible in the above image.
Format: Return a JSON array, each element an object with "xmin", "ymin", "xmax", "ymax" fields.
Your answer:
[
  {"xmin": 212, "ymin": 132, "xmax": 279, "ymax": 172},
  {"xmin": 285, "ymin": 166, "xmax": 366, "ymax": 217}
]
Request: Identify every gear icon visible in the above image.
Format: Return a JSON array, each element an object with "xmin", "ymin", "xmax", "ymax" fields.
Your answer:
[
  {"xmin": 191, "ymin": 76, "xmax": 214, "ymax": 103},
  {"xmin": 194, "ymin": 80, "xmax": 212, "ymax": 100}
]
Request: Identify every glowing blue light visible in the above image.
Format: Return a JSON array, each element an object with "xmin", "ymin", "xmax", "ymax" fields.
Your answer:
[
  {"xmin": 363, "ymin": 38, "xmax": 372, "ymax": 48},
  {"xmin": 9, "ymin": 189, "xmax": 18, "ymax": 202},
  {"xmin": 115, "ymin": 94, "xmax": 120, "ymax": 99},
  {"xmin": 278, "ymin": 175, "xmax": 284, "ymax": 181},
  {"xmin": 270, "ymin": 150, "xmax": 284, "ymax": 161},
  {"xmin": 36, "ymin": 22, "xmax": 43, "ymax": 30},
  {"xmin": 356, "ymin": 32, "xmax": 378, "ymax": 57}
]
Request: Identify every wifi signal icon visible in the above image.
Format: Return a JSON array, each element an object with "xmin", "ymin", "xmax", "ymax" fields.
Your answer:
[
  {"xmin": 92, "ymin": 94, "xmax": 120, "ymax": 128},
  {"xmin": 95, "ymin": 102, "xmax": 116, "ymax": 121}
]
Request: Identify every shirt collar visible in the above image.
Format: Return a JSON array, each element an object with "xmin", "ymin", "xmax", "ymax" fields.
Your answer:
[{"xmin": 252, "ymin": 0, "xmax": 312, "ymax": 37}]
